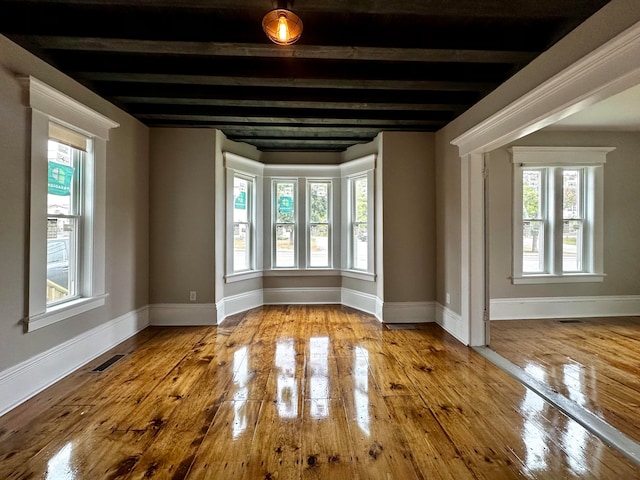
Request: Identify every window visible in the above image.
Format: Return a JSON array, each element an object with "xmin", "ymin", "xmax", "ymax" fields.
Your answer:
[
  {"xmin": 511, "ymin": 146, "xmax": 614, "ymax": 284},
  {"xmin": 350, "ymin": 175, "xmax": 369, "ymax": 270},
  {"xmin": 46, "ymin": 127, "xmax": 88, "ymax": 305},
  {"xmin": 224, "ymin": 152, "xmax": 263, "ymax": 281},
  {"xmin": 232, "ymin": 174, "xmax": 253, "ymax": 272},
  {"xmin": 274, "ymin": 180, "xmax": 297, "ymax": 268},
  {"xmin": 308, "ymin": 181, "xmax": 331, "ymax": 268},
  {"xmin": 25, "ymin": 76, "xmax": 118, "ymax": 331}
]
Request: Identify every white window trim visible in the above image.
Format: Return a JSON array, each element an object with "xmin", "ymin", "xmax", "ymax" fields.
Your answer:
[
  {"xmin": 510, "ymin": 146, "xmax": 614, "ymax": 285},
  {"xmin": 341, "ymin": 155, "xmax": 375, "ymax": 277},
  {"xmin": 271, "ymin": 177, "xmax": 300, "ymax": 269},
  {"xmin": 23, "ymin": 76, "xmax": 119, "ymax": 332},
  {"xmin": 223, "ymin": 152, "xmax": 264, "ymax": 282},
  {"xmin": 306, "ymin": 179, "xmax": 333, "ymax": 269}
]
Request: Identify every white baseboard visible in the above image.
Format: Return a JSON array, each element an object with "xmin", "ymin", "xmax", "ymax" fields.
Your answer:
[
  {"xmin": 435, "ymin": 303, "xmax": 467, "ymax": 345},
  {"xmin": 0, "ymin": 306, "xmax": 149, "ymax": 417},
  {"xmin": 490, "ymin": 295, "xmax": 640, "ymax": 320},
  {"xmin": 382, "ymin": 301, "xmax": 435, "ymax": 323},
  {"xmin": 217, "ymin": 290, "xmax": 264, "ymax": 324},
  {"xmin": 263, "ymin": 287, "xmax": 342, "ymax": 305},
  {"xmin": 341, "ymin": 288, "xmax": 379, "ymax": 318},
  {"xmin": 149, "ymin": 303, "xmax": 218, "ymax": 326}
]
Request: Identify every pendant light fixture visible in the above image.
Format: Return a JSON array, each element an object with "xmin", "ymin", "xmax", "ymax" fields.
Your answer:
[{"xmin": 262, "ymin": 1, "xmax": 303, "ymax": 45}]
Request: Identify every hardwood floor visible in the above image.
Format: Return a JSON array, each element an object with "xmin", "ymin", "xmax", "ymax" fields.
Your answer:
[
  {"xmin": 490, "ymin": 316, "xmax": 640, "ymax": 447},
  {"xmin": 2, "ymin": 306, "xmax": 639, "ymax": 479}
]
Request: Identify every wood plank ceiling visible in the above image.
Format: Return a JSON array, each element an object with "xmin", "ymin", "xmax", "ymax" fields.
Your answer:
[{"xmin": 1, "ymin": 0, "xmax": 611, "ymax": 152}]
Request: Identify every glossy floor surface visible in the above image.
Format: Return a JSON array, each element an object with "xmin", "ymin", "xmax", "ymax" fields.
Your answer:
[
  {"xmin": 490, "ymin": 316, "xmax": 640, "ymax": 447},
  {"xmin": 2, "ymin": 306, "xmax": 639, "ymax": 479}
]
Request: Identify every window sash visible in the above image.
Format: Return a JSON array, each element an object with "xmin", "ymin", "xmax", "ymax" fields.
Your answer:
[
  {"xmin": 233, "ymin": 174, "xmax": 254, "ymax": 272},
  {"xmin": 350, "ymin": 175, "xmax": 369, "ymax": 271},
  {"xmin": 273, "ymin": 180, "xmax": 297, "ymax": 268},
  {"xmin": 308, "ymin": 181, "xmax": 331, "ymax": 268}
]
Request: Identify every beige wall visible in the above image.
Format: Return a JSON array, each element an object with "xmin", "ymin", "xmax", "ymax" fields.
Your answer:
[
  {"xmin": 381, "ymin": 132, "xmax": 435, "ymax": 302},
  {"xmin": 0, "ymin": 35, "xmax": 149, "ymax": 372},
  {"xmin": 434, "ymin": 0, "xmax": 640, "ymax": 316},
  {"xmin": 488, "ymin": 130, "xmax": 640, "ymax": 299},
  {"xmin": 149, "ymin": 129, "xmax": 217, "ymax": 304}
]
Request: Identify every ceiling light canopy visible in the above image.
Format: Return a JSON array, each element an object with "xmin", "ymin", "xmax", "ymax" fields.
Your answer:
[{"xmin": 262, "ymin": 2, "xmax": 303, "ymax": 45}]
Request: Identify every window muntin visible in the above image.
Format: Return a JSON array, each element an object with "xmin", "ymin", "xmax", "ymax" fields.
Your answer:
[
  {"xmin": 308, "ymin": 181, "xmax": 331, "ymax": 268},
  {"xmin": 351, "ymin": 175, "xmax": 368, "ymax": 271},
  {"xmin": 46, "ymin": 138, "xmax": 87, "ymax": 305},
  {"xmin": 274, "ymin": 180, "xmax": 297, "ymax": 268},
  {"xmin": 233, "ymin": 174, "xmax": 253, "ymax": 272}
]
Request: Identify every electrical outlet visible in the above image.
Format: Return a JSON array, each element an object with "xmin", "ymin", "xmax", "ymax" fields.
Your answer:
[
  {"xmin": 189, "ymin": 291, "xmax": 197, "ymax": 302},
  {"xmin": 446, "ymin": 293, "xmax": 451, "ymax": 305}
]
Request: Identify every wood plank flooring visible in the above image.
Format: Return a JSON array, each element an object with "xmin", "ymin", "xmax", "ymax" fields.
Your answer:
[
  {"xmin": 2, "ymin": 306, "xmax": 639, "ymax": 479},
  {"xmin": 490, "ymin": 316, "xmax": 640, "ymax": 447}
]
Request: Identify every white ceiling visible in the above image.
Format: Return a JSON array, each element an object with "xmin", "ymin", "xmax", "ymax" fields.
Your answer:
[{"xmin": 548, "ymin": 83, "xmax": 640, "ymax": 131}]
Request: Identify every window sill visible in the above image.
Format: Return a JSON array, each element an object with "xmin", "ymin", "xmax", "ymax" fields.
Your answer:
[
  {"xmin": 24, "ymin": 294, "xmax": 108, "ymax": 332},
  {"xmin": 225, "ymin": 271, "xmax": 263, "ymax": 283},
  {"xmin": 341, "ymin": 269, "xmax": 376, "ymax": 282},
  {"xmin": 512, "ymin": 273, "xmax": 605, "ymax": 285},
  {"xmin": 263, "ymin": 269, "xmax": 341, "ymax": 277}
]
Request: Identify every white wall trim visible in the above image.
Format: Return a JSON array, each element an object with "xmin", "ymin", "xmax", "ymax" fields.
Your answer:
[
  {"xmin": 382, "ymin": 301, "xmax": 435, "ymax": 323},
  {"xmin": 263, "ymin": 287, "xmax": 342, "ymax": 305},
  {"xmin": 490, "ymin": 295, "xmax": 640, "ymax": 320},
  {"xmin": 217, "ymin": 289, "xmax": 264, "ymax": 324},
  {"xmin": 435, "ymin": 303, "xmax": 468, "ymax": 345},
  {"xmin": 451, "ymin": 21, "xmax": 640, "ymax": 156},
  {"xmin": 0, "ymin": 306, "xmax": 148, "ymax": 417},
  {"xmin": 149, "ymin": 303, "xmax": 217, "ymax": 326},
  {"xmin": 341, "ymin": 288, "xmax": 379, "ymax": 318}
]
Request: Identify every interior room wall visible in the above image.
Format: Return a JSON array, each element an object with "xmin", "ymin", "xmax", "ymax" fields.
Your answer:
[
  {"xmin": 381, "ymin": 132, "xmax": 436, "ymax": 303},
  {"xmin": 434, "ymin": 0, "xmax": 640, "ymax": 320},
  {"xmin": 0, "ymin": 35, "xmax": 150, "ymax": 372},
  {"xmin": 488, "ymin": 130, "xmax": 640, "ymax": 299}
]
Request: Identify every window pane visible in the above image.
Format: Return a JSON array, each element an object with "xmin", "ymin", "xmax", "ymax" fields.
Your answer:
[
  {"xmin": 275, "ymin": 224, "xmax": 295, "ymax": 267},
  {"xmin": 522, "ymin": 170, "xmax": 542, "ymax": 219},
  {"xmin": 309, "ymin": 182, "xmax": 329, "ymax": 223},
  {"xmin": 354, "ymin": 178, "xmax": 368, "ymax": 223},
  {"xmin": 563, "ymin": 220, "xmax": 583, "ymax": 272},
  {"xmin": 276, "ymin": 182, "xmax": 295, "ymax": 223},
  {"xmin": 310, "ymin": 224, "xmax": 329, "ymax": 267},
  {"xmin": 47, "ymin": 218, "xmax": 77, "ymax": 304},
  {"xmin": 234, "ymin": 222, "xmax": 250, "ymax": 271},
  {"xmin": 563, "ymin": 169, "xmax": 581, "ymax": 219},
  {"xmin": 233, "ymin": 176, "xmax": 249, "ymax": 223},
  {"xmin": 48, "ymin": 140, "xmax": 78, "ymax": 216},
  {"xmin": 522, "ymin": 220, "xmax": 544, "ymax": 273},
  {"xmin": 353, "ymin": 223, "xmax": 367, "ymax": 270}
]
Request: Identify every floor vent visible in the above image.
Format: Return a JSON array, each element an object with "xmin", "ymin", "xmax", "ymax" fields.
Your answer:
[
  {"xmin": 92, "ymin": 354, "xmax": 125, "ymax": 372},
  {"xmin": 558, "ymin": 319, "xmax": 583, "ymax": 324},
  {"xmin": 385, "ymin": 324, "xmax": 416, "ymax": 330}
]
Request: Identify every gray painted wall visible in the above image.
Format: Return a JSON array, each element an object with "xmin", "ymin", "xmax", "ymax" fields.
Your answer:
[{"xmin": 0, "ymin": 35, "xmax": 149, "ymax": 372}]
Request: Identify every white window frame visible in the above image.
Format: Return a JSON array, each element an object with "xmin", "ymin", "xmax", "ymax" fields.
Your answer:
[
  {"xmin": 272, "ymin": 178, "xmax": 299, "ymax": 269},
  {"xmin": 24, "ymin": 77, "xmax": 119, "ymax": 332},
  {"xmin": 224, "ymin": 152, "xmax": 263, "ymax": 283},
  {"xmin": 306, "ymin": 179, "xmax": 333, "ymax": 269},
  {"xmin": 510, "ymin": 146, "xmax": 614, "ymax": 285},
  {"xmin": 341, "ymin": 155, "xmax": 375, "ymax": 280}
]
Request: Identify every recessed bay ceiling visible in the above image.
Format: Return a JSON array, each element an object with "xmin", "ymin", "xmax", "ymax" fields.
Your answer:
[{"xmin": 0, "ymin": 0, "xmax": 612, "ymax": 151}]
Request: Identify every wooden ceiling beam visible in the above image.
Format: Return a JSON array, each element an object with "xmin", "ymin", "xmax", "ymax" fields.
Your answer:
[
  {"xmin": 113, "ymin": 96, "xmax": 465, "ymax": 112},
  {"xmin": 79, "ymin": 72, "xmax": 496, "ymax": 92},
  {"xmin": 22, "ymin": 36, "xmax": 538, "ymax": 64},
  {"xmin": 10, "ymin": 0, "xmax": 605, "ymax": 19},
  {"xmin": 136, "ymin": 114, "xmax": 444, "ymax": 127}
]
